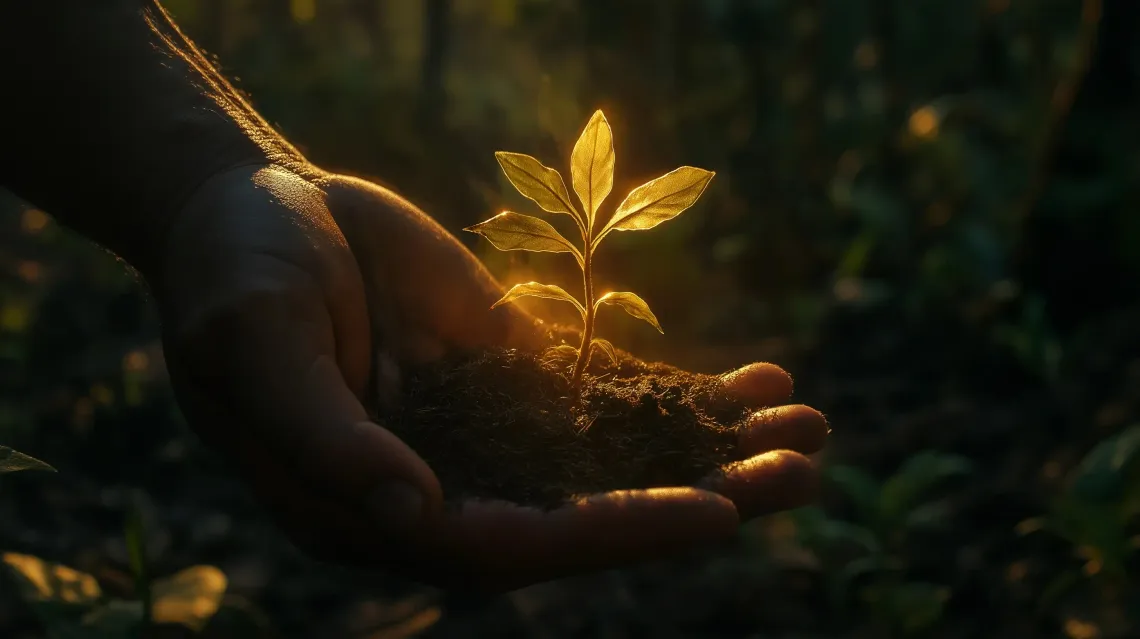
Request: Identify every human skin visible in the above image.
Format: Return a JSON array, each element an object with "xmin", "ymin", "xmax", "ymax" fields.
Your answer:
[{"xmin": 0, "ymin": 1, "xmax": 827, "ymax": 592}]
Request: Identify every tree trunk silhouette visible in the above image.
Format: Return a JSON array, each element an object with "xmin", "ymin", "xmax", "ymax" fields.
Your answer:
[{"xmin": 419, "ymin": 0, "xmax": 450, "ymax": 126}]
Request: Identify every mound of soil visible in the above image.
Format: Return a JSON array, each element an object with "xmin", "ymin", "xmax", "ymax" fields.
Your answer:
[{"xmin": 378, "ymin": 344, "xmax": 751, "ymax": 509}]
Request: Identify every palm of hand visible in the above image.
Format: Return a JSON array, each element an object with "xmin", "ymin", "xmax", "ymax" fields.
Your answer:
[{"xmin": 154, "ymin": 165, "xmax": 824, "ymax": 592}]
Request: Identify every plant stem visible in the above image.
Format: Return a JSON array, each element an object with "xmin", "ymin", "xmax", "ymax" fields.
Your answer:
[{"xmin": 570, "ymin": 240, "xmax": 595, "ymax": 390}]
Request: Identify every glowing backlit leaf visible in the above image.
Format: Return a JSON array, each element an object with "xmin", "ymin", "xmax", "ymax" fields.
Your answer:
[
  {"xmin": 151, "ymin": 566, "xmax": 227, "ymax": 631},
  {"xmin": 598, "ymin": 167, "xmax": 715, "ymax": 243},
  {"xmin": 465, "ymin": 212, "xmax": 582, "ymax": 265},
  {"xmin": 595, "ymin": 292, "xmax": 663, "ymax": 333},
  {"xmin": 0, "ymin": 446, "xmax": 55, "ymax": 473},
  {"xmin": 2, "ymin": 553, "xmax": 101, "ymax": 605},
  {"xmin": 492, "ymin": 282, "xmax": 586, "ymax": 320},
  {"xmin": 495, "ymin": 152, "xmax": 583, "ymax": 230},
  {"xmin": 571, "ymin": 110, "xmax": 615, "ymax": 227},
  {"xmin": 591, "ymin": 338, "xmax": 618, "ymax": 364}
]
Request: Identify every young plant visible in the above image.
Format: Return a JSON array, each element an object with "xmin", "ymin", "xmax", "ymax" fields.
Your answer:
[{"xmin": 466, "ymin": 110, "xmax": 715, "ymax": 388}]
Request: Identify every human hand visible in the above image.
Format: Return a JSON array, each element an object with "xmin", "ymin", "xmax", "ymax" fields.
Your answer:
[{"xmin": 151, "ymin": 164, "xmax": 825, "ymax": 592}]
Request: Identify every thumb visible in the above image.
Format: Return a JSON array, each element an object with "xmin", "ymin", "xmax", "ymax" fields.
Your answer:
[{"xmin": 169, "ymin": 286, "xmax": 443, "ymax": 533}]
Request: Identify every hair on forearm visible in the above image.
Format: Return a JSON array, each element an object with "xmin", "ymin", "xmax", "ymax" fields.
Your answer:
[{"xmin": 0, "ymin": 0, "xmax": 315, "ymax": 272}]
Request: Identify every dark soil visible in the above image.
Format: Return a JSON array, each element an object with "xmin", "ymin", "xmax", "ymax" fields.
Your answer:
[{"xmin": 379, "ymin": 345, "xmax": 750, "ymax": 509}]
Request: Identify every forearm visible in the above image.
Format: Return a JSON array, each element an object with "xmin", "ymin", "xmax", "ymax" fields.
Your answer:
[{"xmin": 0, "ymin": 1, "xmax": 313, "ymax": 275}]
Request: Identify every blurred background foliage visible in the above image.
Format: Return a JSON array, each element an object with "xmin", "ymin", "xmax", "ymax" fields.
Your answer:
[{"xmin": 2, "ymin": 0, "xmax": 1139, "ymax": 637}]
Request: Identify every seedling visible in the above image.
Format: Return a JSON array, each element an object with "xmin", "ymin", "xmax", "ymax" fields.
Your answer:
[{"xmin": 466, "ymin": 110, "xmax": 715, "ymax": 388}]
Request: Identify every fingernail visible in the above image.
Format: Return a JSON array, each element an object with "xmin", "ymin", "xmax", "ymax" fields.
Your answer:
[{"xmin": 367, "ymin": 480, "xmax": 424, "ymax": 536}]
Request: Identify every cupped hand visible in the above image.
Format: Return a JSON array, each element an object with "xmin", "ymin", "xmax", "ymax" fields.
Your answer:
[{"xmin": 151, "ymin": 164, "xmax": 825, "ymax": 592}]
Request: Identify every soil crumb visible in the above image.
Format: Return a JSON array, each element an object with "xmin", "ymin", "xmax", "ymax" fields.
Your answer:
[{"xmin": 380, "ymin": 345, "xmax": 751, "ymax": 509}]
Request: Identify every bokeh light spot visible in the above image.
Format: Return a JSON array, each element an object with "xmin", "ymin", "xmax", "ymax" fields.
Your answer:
[{"xmin": 909, "ymin": 106, "xmax": 940, "ymax": 140}]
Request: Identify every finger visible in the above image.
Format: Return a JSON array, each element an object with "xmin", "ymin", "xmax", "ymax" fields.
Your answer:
[
  {"xmin": 422, "ymin": 488, "xmax": 739, "ymax": 592},
  {"xmin": 719, "ymin": 362, "xmax": 794, "ymax": 408},
  {"xmin": 213, "ymin": 420, "xmax": 739, "ymax": 592},
  {"xmin": 738, "ymin": 405, "xmax": 829, "ymax": 456},
  {"xmin": 172, "ymin": 275, "xmax": 443, "ymax": 524},
  {"xmin": 699, "ymin": 450, "xmax": 818, "ymax": 521},
  {"xmin": 226, "ymin": 454, "xmax": 740, "ymax": 593}
]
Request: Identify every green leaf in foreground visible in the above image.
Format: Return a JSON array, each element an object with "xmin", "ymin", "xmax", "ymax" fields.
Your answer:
[
  {"xmin": 492, "ymin": 282, "xmax": 586, "ymax": 320},
  {"xmin": 465, "ymin": 212, "xmax": 583, "ymax": 265},
  {"xmin": 595, "ymin": 291, "xmax": 663, "ymax": 333},
  {"xmin": 0, "ymin": 446, "xmax": 56, "ymax": 473}
]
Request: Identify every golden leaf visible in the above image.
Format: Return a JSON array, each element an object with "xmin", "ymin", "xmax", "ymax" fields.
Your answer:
[
  {"xmin": 596, "ymin": 166, "xmax": 714, "ymax": 245},
  {"xmin": 542, "ymin": 344, "xmax": 580, "ymax": 365},
  {"xmin": 492, "ymin": 282, "xmax": 586, "ymax": 319},
  {"xmin": 571, "ymin": 110, "xmax": 615, "ymax": 228},
  {"xmin": 495, "ymin": 152, "xmax": 584, "ymax": 232},
  {"xmin": 591, "ymin": 338, "xmax": 618, "ymax": 364},
  {"xmin": 2, "ymin": 553, "xmax": 101, "ymax": 605},
  {"xmin": 151, "ymin": 565, "xmax": 227, "ymax": 632},
  {"xmin": 595, "ymin": 291, "xmax": 663, "ymax": 333},
  {"xmin": 0, "ymin": 446, "xmax": 55, "ymax": 473},
  {"xmin": 465, "ymin": 212, "xmax": 583, "ymax": 266}
]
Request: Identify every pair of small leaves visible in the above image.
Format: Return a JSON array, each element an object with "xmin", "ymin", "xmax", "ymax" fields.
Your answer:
[
  {"xmin": 2, "ymin": 553, "xmax": 227, "ymax": 633},
  {"xmin": 491, "ymin": 283, "xmax": 661, "ymax": 334},
  {"xmin": 0, "ymin": 446, "xmax": 56, "ymax": 474},
  {"xmin": 545, "ymin": 338, "xmax": 617, "ymax": 366}
]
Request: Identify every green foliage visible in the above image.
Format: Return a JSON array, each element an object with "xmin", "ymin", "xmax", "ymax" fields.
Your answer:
[
  {"xmin": 1018, "ymin": 425, "xmax": 1140, "ymax": 605},
  {"xmin": 792, "ymin": 451, "xmax": 972, "ymax": 635},
  {"xmin": 825, "ymin": 450, "xmax": 972, "ymax": 542},
  {"xmin": 468, "ymin": 110, "xmax": 713, "ymax": 388}
]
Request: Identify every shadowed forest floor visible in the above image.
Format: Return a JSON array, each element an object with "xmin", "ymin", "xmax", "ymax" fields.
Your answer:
[{"xmin": 1, "ymin": 301, "xmax": 1136, "ymax": 638}]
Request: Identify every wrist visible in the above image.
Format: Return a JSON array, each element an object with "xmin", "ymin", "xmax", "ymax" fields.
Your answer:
[{"xmin": 0, "ymin": 1, "xmax": 312, "ymax": 277}]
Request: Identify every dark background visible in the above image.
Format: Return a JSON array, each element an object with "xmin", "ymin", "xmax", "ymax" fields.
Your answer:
[{"xmin": 2, "ymin": 0, "xmax": 1138, "ymax": 637}]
